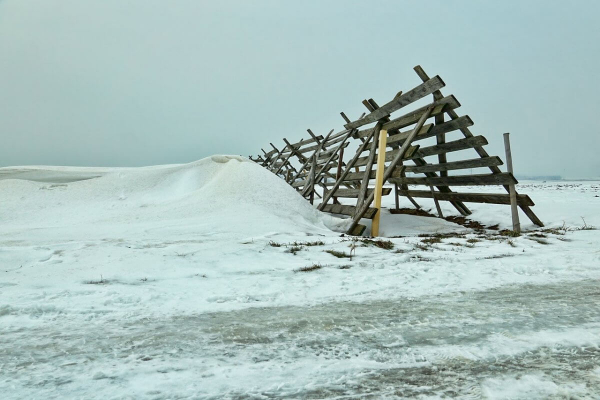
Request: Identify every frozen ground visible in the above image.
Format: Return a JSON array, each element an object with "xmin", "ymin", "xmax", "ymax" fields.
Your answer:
[{"xmin": 1, "ymin": 157, "xmax": 599, "ymax": 399}]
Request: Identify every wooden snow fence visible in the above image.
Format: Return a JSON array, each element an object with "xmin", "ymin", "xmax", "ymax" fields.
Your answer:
[{"xmin": 251, "ymin": 65, "xmax": 543, "ymax": 236}]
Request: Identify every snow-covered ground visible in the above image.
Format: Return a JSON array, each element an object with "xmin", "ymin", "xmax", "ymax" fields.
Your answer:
[{"xmin": 1, "ymin": 156, "xmax": 599, "ymax": 399}]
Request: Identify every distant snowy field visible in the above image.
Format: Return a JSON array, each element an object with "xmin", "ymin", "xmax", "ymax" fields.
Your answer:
[{"xmin": 1, "ymin": 156, "xmax": 599, "ymax": 399}]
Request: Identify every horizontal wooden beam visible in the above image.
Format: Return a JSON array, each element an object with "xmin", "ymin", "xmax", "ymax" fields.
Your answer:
[
  {"xmin": 404, "ymin": 156, "xmax": 503, "ymax": 173},
  {"xmin": 263, "ymin": 148, "xmax": 277, "ymax": 158},
  {"xmin": 408, "ymin": 136, "xmax": 488, "ymax": 159},
  {"xmin": 381, "ymin": 95, "xmax": 460, "ymax": 133},
  {"xmin": 355, "ymin": 144, "xmax": 420, "ymax": 167},
  {"xmin": 382, "ymin": 102, "xmax": 448, "ymax": 132},
  {"xmin": 287, "ymin": 135, "xmax": 324, "ymax": 149},
  {"xmin": 318, "ymin": 143, "xmax": 350, "ymax": 160},
  {"xmin": 327, "ymin": 187, "xmax": 392, "ymax": 198},
  {"xmin": 341, "ymin": 166, "xmax": 405, "ymax": 182},
  {"xmin": 356, "ymin": 123, "xmax": 433, "ymax": 140},
  {"xmin": 389, "ymin": 172, "xmax": 517, "ymax": 187},
  {"xmin": 292, "ymin": 179, "xmax": 308, "ymax": 188},
  {"xmin": 387, "ymin": 115, "xmax": 473, "ymax": 147},
  {"xmin": 395, "ymin": 190, "xmax": 535, "ymax": 206},
  {"xmin": 328, "ymin": 129, "xmax": 352, "ymax": 140},
  {"xmin": 344, "ymin": 76, "xmax": 446, "ymax": 129},
  {"xmin": 321, "ymin": 204, "xmax": 378, "ymax": 219}
]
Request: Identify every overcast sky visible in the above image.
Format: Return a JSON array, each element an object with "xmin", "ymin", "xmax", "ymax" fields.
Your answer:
[{"xmin": 1, "ymin": 0, "xmax": 599, "ymax": 177}]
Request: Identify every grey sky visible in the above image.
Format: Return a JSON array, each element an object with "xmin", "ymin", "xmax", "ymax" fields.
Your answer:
[{"xmin": 1, "ymin": 0, "xmax": 599, "ymax": 177}]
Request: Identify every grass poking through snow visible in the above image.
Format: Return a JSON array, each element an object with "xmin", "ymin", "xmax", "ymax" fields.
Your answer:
[
  {"xmin": 295, "ymin": 264, "xmax": 324, "ymax": 273},
  {"xmin": 325, "ymin": 250, "xmax": 352, "ymax": 259}
]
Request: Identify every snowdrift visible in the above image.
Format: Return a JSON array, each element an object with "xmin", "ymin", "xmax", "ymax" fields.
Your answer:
[{"xmin": 0, "ymin": 155, "xmax": 350, "ymax": 239}]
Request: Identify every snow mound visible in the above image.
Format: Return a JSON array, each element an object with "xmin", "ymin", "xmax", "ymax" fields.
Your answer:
[{"xmin": 0, "ymin": 156, "xmax": 349, "ymax": 238}]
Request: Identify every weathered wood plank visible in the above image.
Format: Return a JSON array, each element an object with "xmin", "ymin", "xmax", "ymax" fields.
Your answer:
[
  {"xmin": 308, "ymin": 156, "xmax": 317, "ymax": 204},
  {"xmin": 387, "ymin": 115, "xmax": 473, "ymax": 147},
  {"xmin": 503, "ymin": 132, "xmax": 521, "ymax": 232},
  {"xmin": 382, "ymin": 95, "xmax": 460, "ymax": 133},
  {"xmin": 328, "ymin": 187, "xmax": 392, "ymax": 198},
  {"xmin": 357, "ymin": 123, "xmax": 381, "ymax": 212},
  {"xmin": 318, "ymin": 142, "xmax": 349, "ymax": 159},
  {"xmin": 355, "ymin": 145, "xmax": 420, "ymax": 167},
  {"xmin": 356, "ymin": 122, "xmax": 433, "ymax": 140},
  {"xmin": 262, "ymin": 148, "xmax": 277, "ymax": 158},
  {"xmin": 390, "ymin": 173, "xmax": 517, "ymax": 187},
  {"xmin": 404, "ymin": 157, "xmax": 503, "ymax": 173},
  {"xmin": 409, "ymin": 136, "xmax": 488, "ymax": 159},
  {"xmin": 436, "ymin": 112, "xmax": 447, "ymax": 178},
  {"xmin": 342, "ymin": 166, "xmax": 405, "ymax": 182},
  {"xmin": 382, "ymin": 102, "xmax": 447, "ymax": 132},
  {"xmin": 395, "ymin": 190, "xmax": 535, "ymax": 206},
  {"xmin": 329, "ymin": 129, "xmax": 353, "ymax": 140},
  {"xmin": 344, "ymin": 76, "xmax": 445, "ymax": 129},
  {"xmin": 321, "ymin": 204, "xmax": 378, "ymax": 219},
  {"xmin": 288, "ymin": 135, "xmax": 324, "ymax": 148},
  {"xmin": 292, "ymin": 179, "xmax": 307, "ymax": 188}
]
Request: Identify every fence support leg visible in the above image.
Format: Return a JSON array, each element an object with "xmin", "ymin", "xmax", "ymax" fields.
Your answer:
[
  {"xmin": 503, "ymin": 133, "xmax": 521, "ymax": 233},
  {"xmin": 371, "ymin": 129, "xmax": 388, "ymax": 237},
  {"xmin": 430, "ymin": 185, "xmax": 444, "ymax": 218}
]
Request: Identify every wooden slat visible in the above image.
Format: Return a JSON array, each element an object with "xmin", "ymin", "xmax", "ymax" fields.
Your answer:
[
  {"xmin": 357, "ymin": 123, "xmax": 381, "ymax": 211},
  {"xmin": 329, "ymin": 129, "xmax": 352, "ymax": 140},
  {"xmin": 356, "ymin": 122, "xmax": 433, "ymax": 140},
  {"xmin": 355, "ymin": 144, "xmax": 420, "ymax": 167},
  {"xmin": 321, "ymin": 204, "xmax": 379, "ymax": 219},
  {"xmin": 390, "ymin": 173, "xmax": 517, "ymax": 187},
  {"xmin": 395, "ymin": 190, "xmax": 535, "ymax": 206},
  {"xmin": 263, "ymin": 148, "xmax": 277, "ymax": 158},
  {"xmin": 318, "ymin": 142, "xmax": 349, "ymax": 159},
  {"xmin": 344, "ymin": 75, "xmax": 445, "ymax": 129},
  {"xmin": 387, "ymin": 115, "xmax": 473, "ymax": 147},
  {"xmin": 328, "ymin": 187, "xmax": 392, "ymax": 198},
  {"xmin": 381, "ymin": 95, "xmax": 460, "ymax": 133},
  {"xmin": 288, "ymin": 135, "xmax": 324, "ymax": 148},
  {"xmin": 342, "ymin": 166, "xmax": 405, "ymax": 182},
  {"xmin": 382, "ymin": 103, "xmax": 446, "ymax": 132},
  {"xmin": 292, "ymin": 179, "xmax": 307, "ymax": 188},
  {"xmin": 404, "ymin": 157, "xmax": 503, "ymax": 173},
  {"xmin": 409, "ymin": 136, "xmax": 488, "ymax": 159},
  {"xmin": 324, "ymin": 133, "xmax": 351, "ymax": 146}
]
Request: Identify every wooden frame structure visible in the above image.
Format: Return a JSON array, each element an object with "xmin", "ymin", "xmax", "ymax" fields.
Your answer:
[{"xmin": 251, "ymin": 66, "xmax": 543, "ymax": 236}]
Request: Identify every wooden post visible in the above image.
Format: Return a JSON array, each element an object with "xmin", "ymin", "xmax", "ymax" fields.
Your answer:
[
  {"xmin": 309, "ymin": 155, "xmax": 317, "ymax": 205},
  {"xmin": 430, "ymin": 185, "xmax": 444, "ymax": 218},
  {"xmin": 371, "ymin": 129, "xmax": 388, "ymax": 237},
  {"xmin": 503, "ymin": 133, "xmax": 521, "ymax": 233},
  {"xmin": 334, "ymin": 147, "xmax": 344, "ymax": 205},
  {"xmin": 394, "ymin": 183, "xmax": 399, "ymax": 210},
  {"xmin": 356, "ymin": 122, "xmax": 382, "ymax": 213}
]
